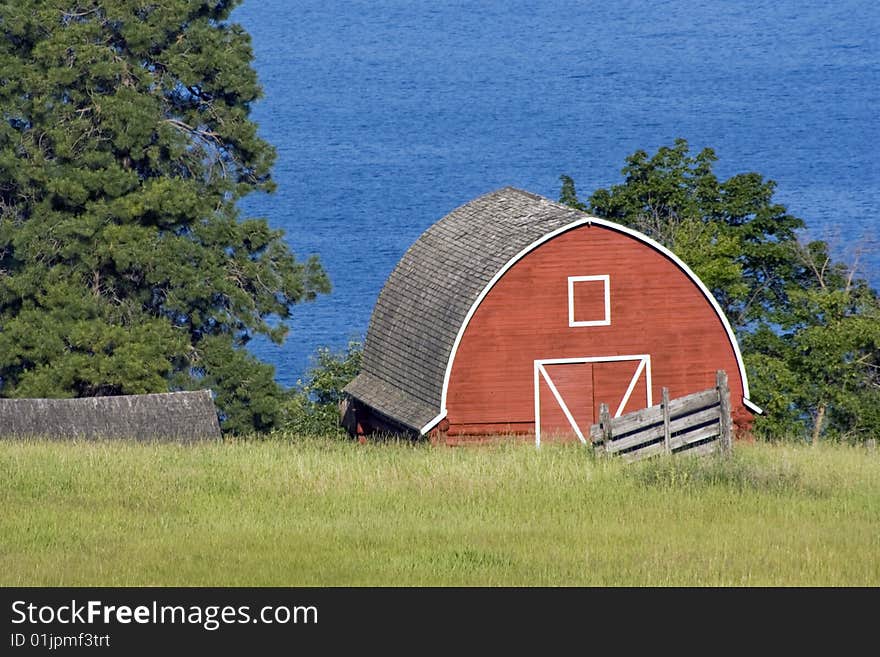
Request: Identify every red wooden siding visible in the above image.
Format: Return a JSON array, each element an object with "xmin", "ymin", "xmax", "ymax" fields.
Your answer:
[
  {"xmin": 444, "ymin": 224, "xmax": 749, "ymax": 440},
  {"xmin": 539, "ymin": 362, "xmax": 595, "ymax": 435}
]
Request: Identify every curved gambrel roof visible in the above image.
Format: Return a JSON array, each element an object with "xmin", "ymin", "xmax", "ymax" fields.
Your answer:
[{"xmin": 344, "ymin": 187, "xmax": 757, "ymax": 433}]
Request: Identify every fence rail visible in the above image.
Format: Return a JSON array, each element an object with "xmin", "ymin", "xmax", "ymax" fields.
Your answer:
[{"xmin": 589, "ymin": 370, "xmax": 733, "ymax": 462}]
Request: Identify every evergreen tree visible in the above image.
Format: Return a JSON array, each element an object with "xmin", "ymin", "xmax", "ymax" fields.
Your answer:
[
  {"xmin": 0, "ymin": 1, "xmax": 329, "ymax": 432},
  {"xmin": 558, "ymin": 174, "xmax": 586, "ymax": 212}
]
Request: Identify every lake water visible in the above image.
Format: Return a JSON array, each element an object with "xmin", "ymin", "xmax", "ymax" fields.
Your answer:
[{"xmin": 231, "ymin": 0, "xmax": 880, "ymax": 387}]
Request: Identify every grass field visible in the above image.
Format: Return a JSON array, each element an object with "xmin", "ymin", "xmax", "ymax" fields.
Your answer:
[{"xmin": 1, "ymin": 437, "xmax": 878, "ymax": 586}]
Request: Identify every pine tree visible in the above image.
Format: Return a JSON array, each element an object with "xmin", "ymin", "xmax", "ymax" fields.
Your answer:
[{"xmin": 0, "ymin": 1, "xmax": 329, "ymax": 432}]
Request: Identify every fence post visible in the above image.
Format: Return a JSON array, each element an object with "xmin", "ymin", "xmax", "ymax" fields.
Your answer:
[
  {"xmin": 662, "ymin": 387, "xmax": 671, "ymax": 454},
  {"xmin": 600, "ymin": 403, "xmax": 612, "ymax": 456},
  {"xmin": 716, "ymin": 370, "xmax": 733, "ymax": 456}
]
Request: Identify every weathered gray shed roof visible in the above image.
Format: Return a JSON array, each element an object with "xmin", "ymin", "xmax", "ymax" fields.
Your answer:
[
  {"xmin": 344, "ymin": 187, "xmax": 587, "ymax": 432},
  {"xmin": 0, "ymin": 390, "xmax": 221, "ymax": 442}
]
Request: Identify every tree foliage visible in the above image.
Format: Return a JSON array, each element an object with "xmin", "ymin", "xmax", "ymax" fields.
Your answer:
[
  {"xmin": 281, "ymin": 341, "xmax": 362, "ymax": 437},
  {"xmin": 0, "ymin": 0, "xmax": 329, "ymax": 432},
  {"xmin": 579, "ymin": 139, "xmax": 804, "ymax": 328},
  {"xmin": 746, "ymin": 241, "xmax": 880, "ymax": 442},
  {"xmin": 560, "ymin": 139, "xmax": 880, "ymax": 442}
]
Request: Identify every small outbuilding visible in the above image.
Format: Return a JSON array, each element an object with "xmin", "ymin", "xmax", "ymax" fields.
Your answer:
[
  {"xmin": 343, "ymin": 187, "xmax": 760, "ymax": 442},
  {"xmin": 0, "ymin": 390, "xmax": 221, "ymax": 442}
]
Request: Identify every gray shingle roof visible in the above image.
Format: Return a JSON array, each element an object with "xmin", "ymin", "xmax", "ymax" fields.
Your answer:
[
  {"xmin": 0, "ymin": 390, "xmax": 221, "ymax": 441},
  {"xmin": 344, "ymin": 187, "xmax": 588, "ymax": 432}
]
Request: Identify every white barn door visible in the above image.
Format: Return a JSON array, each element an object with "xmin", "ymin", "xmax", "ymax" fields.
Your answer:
[{"xmin": 534, "ymin": 355, "xmax": 652, "ymax": 446}]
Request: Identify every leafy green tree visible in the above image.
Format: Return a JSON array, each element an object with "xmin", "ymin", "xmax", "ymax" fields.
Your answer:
[
  {"xmin": 0, "ymin": 0, "xmax": 329, "ymax": 432},
  {"xmin": 745, "ymin": 241, "xmax": 880, "ymax": 443},
  {"xmin": 568, "ymin": 138, "xmax": 804, "ymax": 330},
  {"xmin": 562, "ymin": 139, "xmax": 880, "ymax": 441},
  {"xmin": 281, "ymin": 341, "xmax": 362, "ymax": 436}
]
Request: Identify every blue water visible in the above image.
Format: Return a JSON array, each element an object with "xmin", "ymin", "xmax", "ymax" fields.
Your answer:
[{"xmin": 231, "ymin": 0, "xmax": 880, "ymax": 387}]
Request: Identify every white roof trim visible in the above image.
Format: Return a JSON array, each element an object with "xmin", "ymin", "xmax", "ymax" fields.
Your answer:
[
  {"xmin": 420, "ymin": 216, "xmax": 754, "ymax": 435},
  {"xmin": 419, "ymin": 411, "xmax": 447, "ymax": 436}
]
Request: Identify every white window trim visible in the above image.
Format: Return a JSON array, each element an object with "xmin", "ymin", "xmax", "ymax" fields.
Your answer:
[
  {"xmin": 567, "ymin": 274, "xmax": 611, "ymax": 327},
  {"xmin": 533, "ymin": 354, "xmax": 652, "ymax": 447}
]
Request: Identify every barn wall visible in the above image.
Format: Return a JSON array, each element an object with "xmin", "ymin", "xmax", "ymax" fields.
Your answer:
[{"xmin": 445, "ymin": 224, "xmax": 750, "ymax": 440}]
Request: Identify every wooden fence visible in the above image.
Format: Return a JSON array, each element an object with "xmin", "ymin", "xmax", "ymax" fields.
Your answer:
[{"xmin": 589, "ymin": 370, "xmax": 733, "ymax": 462}]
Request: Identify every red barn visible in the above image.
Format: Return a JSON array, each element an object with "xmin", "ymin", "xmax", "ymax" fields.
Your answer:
[{"xmin": 343, "ymin": 187, "xmax": 760, "ymax": 442}]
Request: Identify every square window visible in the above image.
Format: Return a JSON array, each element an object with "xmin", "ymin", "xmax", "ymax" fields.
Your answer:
[{"xmin": 568, "ymin": 275, "xmax": 610, "ymax": 327}]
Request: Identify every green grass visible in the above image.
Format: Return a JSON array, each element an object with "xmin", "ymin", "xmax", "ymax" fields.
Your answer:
[{"xmin": 1, "ymin": 437, "xmax": 878, "ymax": 586}]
